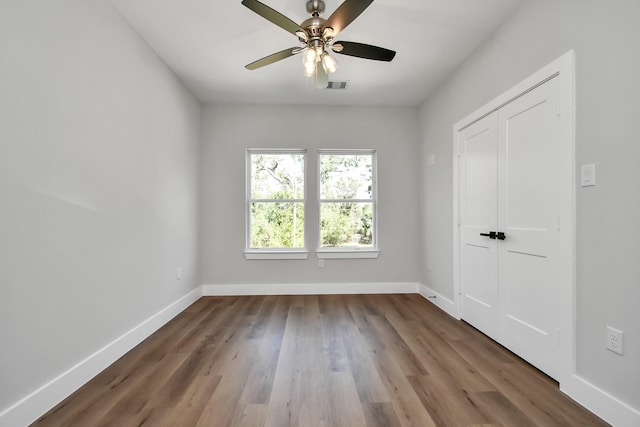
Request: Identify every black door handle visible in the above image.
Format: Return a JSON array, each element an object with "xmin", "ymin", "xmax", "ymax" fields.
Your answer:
[
  {"xmin": 480, "ymin": 231, "xmax": 497, "ymax": 239},
  {"xmin": 479, "ymin": 231, "xmax": 506, "ymax": 240}
]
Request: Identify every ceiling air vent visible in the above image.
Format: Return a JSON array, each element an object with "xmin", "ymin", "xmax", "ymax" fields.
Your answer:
[{"xmin": 327, "ymin": 81, "xmax": 348, "ymax": 90}]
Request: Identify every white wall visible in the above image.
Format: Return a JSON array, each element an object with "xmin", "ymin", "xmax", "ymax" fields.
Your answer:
[
  {"xmin": 0, "ymin": 0, "xmax": 202, "ymax": 422},
  {"xmin": 200, "ymin": 104, "xmax": 421, "ymax": 286},
  {"xmin": 418, "ymin": 0, "xmax": 640, "ymax": 416}
]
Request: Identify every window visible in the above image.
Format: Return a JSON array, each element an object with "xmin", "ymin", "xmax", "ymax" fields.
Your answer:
[
  {"xmin": 245, "ymin": 150, "xmax": 307, "ymax": 259},
  {"xmin": 318, "ymin": 150, "xmax": 379, "ymax": 258}
]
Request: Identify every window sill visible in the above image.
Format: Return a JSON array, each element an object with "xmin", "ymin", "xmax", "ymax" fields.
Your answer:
[
  {"xmin": 316, "ymin": 249, "xmax": 380, "ymax": 259},
  {"xmin": 244, "ymin": 250, "xmax": 309, "ymax": 260}
]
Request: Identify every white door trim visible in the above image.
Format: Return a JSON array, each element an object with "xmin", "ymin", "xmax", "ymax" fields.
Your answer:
[{"xmin": 452, "ymin": 50, "xmax": 575, "ymax": 385}]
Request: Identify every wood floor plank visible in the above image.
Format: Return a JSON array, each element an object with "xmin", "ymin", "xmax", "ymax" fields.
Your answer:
[
  {"xmin": 32, "ymin": 295, "xmax": 608, "ymax": 427},
  {"xmin": 264, "ymin": 304, "xmax": 330, "ymax": 427},
  {"xmin": 156, "ymin": 374, "xmax": 223, "ymax": 427},
  {"xmin": 244, "ymin": 295, "xmax": 290, "ymax": 405},
  {"xmin": 407, "ymin": 374, "xmax": 492, "ymax": 426},
  {"xmin": 192, "ymin": 298, "xmax": 260, "ymax": 377},
  {"xmin": 168, "ymin": 297, "xmax": 235, "ymax": 354},
  {"xmin": 232, "ymin": 403, "xmax": 268, "ymax": 427},
  {"xmin": 327, "ymin": 372, "xmax": 368, "ymax": 426},
  {"xmin": 195, "ymin": 339, "xmax": 260, "ymax": 427},
  {"xmin": 340, "ymin": 322, "xmax": 391, "ymax": 404},
  {"xmin": 92, "ymin": 353, "xmax": 189, "ymax": 427},
  {"xmin": 384, "ymin": 294, "xmax": 421, "ymax": 322},
  {"xmin": 319, "ymin": 296, "xmax": 349, "ymax": 373},
  {"xmin": 107, "ymin": 406, "xmax": 172, "ymax": 427},
  {"xmin": 449, "ymin": 338, "xmax": 609, "ymax": 426},
  {"xmin": 410, "ymin": 320, "xmax": 497, "ymax": 393},
  {"xmin": 471, "ymin": 390, "xmax": 538, "ymax": 427},
  {"xmin": 245, "ymin": 296, "xmax": 275, "ymax": 340},
  {"xmin": 361, "ymin": 401, "xmax": 403, "ymax": 427},
  {"xmin": 367, "ymin": 314, "xmax": 428, "ymax": 376},
  {"xmin": 347, "ymin": 303, "xmax": 436, "ymax": 427},
  {"xmin": 369, "ymin": 348, "xmax": 437, "ymax": 427}
]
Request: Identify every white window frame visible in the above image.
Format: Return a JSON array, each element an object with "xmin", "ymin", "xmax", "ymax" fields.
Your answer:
[
  {"xmin": 317, "ymin": 149, "xmax": 380, "ymax": 259},
  {"xmin": 244, "ymin": 148, "xmax": 309, "ymax": 260}
]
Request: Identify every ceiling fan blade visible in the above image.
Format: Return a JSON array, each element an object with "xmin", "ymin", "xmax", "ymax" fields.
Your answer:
[
  {"xmin": 332, "ymin": 41, "xmax": 396, "ymax": 61},
  {"xmin": 321, "ymin": 0, "xmax": 374, "ymax": 36},
  {"xmin": 241, "ymin": 0, "xmax": 305, "ymax": 36},
  {"xmin": 245, "ymin": 48, "xmax": 298, "ymax": 70}
]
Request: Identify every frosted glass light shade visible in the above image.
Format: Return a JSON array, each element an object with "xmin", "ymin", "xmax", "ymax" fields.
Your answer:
[
  {"xmin": 303, "ymin": 62, "xmax": 316, "ymax": 77},
  {"xmin": 301, "ymin": 48, "xmax": 318, "ymax": 68},
  {"xmin": 322, "ymin": 54, "xmax": 338, "ymax": 74}
]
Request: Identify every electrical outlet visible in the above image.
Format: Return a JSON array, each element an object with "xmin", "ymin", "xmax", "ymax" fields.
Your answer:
[
  {"xmin": 177, "ymin": 267, "xmax": 182, "ymax": 280},
  {"xmin": 606, "ymin": 326, "xmax": 623, "ymax": 355}
]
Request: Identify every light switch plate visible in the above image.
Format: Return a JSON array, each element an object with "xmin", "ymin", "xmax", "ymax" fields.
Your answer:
[{"xmin": 581, "ymin": 164, "xmax": 596, "ymax": 187}]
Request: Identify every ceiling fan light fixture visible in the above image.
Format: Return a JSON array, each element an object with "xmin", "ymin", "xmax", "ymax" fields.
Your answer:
[
  {"xmin": 303, "ymin": 62, "xmax": 316, "ymax": 77},
  {"xmin": 301, "ymin": 47, "xmax": 318, "ymax": 68},
  {"xmin": 321, "ymin": 53, "xmax": 339, "ymax": 74}
]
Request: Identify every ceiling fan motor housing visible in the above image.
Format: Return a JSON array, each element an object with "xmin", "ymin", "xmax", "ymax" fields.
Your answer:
[
  {"xmin": 302, "ymin": 0, "xmax": 334, "ymax": 48},
  {"xmin": 301, "ymin": 16, "xmax": 326, "ymax": 39}
]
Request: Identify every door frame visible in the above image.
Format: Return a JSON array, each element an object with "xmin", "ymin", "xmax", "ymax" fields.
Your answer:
[{"xmin": 452, "ymin": 50, "xmax": 575, "ymax": 385}]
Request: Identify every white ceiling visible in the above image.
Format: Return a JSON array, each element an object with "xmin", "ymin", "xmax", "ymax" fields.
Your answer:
[{"xmin": 111, "ymin": 0, "xmax": 524, "ymax": 106}]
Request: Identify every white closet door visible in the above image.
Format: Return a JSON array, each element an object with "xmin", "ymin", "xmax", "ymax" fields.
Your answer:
[
  {"xmin": 457, "ymin": 75, "xmax": 569, "ymax": 380},
  {"xmin": 458, "ymin": 112, "xmax": 500, "ymax": 339},
  {"xmin": 497, "ymin": 77, "xmax": 566, "ymax": 379}
]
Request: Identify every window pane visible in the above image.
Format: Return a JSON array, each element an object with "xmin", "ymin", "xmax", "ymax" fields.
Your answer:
[
  {"xmin": 251, "ymin": 154, "xmax": 304, "ymax": 199},
  {"xmin": 251, "ymin": 202, "xmax": 304, "ymax": 248},
  {"xmin": 320, "ymin": 202, "xmax": 373, "ymax": 248},
  {"xmin": 320, "ymin": 154, "xmax": 372, "ymax": 199}
]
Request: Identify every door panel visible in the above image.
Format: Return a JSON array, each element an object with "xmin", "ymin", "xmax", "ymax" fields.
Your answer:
[
  {"xmin": 461, "ymin": 243, "xmax": 497, "ymax": 336},
  {"xmin": 503, "ymin": 99, "xmax": 556, "ymax": 230},
  {"xmin": 458, "ymin": 113, "xmax": 499, "ymax": 339},
  {"xmin": 504, "ymin": 250, "xmax": 552, "ymax": 334},
  {"xmin": 498, "ymin": 77, "xmax": 562, "ymax": 379}
]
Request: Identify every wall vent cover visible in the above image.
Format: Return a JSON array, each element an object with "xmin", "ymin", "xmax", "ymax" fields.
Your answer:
[{"xmin": 327, "ymin": 81, "xmax": 348, "ymax": 89}]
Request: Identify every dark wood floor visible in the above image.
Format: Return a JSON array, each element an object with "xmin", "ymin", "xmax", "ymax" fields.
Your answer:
[{"xmin": 33, "ymin": 294, "xmax": 608, "ymax": 426}]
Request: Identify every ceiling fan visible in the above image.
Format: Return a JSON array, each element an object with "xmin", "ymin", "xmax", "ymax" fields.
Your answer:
[{"xmin": 241, "ymin": 0, "xmax": 396, "ymax": 87}]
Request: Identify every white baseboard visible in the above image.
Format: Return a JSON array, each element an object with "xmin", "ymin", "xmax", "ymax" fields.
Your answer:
[
  {"xmin": 202, "ymin": 282, "xmax": 420, "ymax": 296},
  {"xmin": 0, "ymin": 287, "xmax": 203, "ymax": 427},
  {"xmin": 561, "ymin": 374, "xmax": 640, "ymax": 427},
  {"xmin": 417, "ymin": 283, "xmax": 459, "ymax": 319}
]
